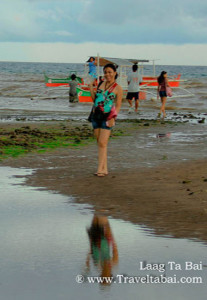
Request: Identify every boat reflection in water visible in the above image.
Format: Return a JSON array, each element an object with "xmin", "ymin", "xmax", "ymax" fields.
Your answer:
[{"xmin": 85, "ymin": 213, "xmax": 119, "ymax": 285}]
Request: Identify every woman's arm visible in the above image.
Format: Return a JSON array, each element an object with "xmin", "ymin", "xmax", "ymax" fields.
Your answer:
[
  {"xmin": 165, "ymin": 78, "xmax": 170, "ymax": 87},
  {"xmin": 115, "ymin": 85, "xmax": 123, "ymax": 114},
  {"xmin": 112, "ymin": 241, "xmax": 119, "ymax": 265},
  {"xmin": 107, "ymin": 85, "xmax": 123, "ymax": 127}
]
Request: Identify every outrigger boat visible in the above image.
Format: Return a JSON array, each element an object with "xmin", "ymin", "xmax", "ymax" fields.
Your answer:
[
  {"xmin": 44, "ymin": 55, "xmax": 194, "ymax": 101},
  {"xmin": 44, "ymin": 71, "xmax": 83, "ymax": 87},
  {"xmin": 141, "ymin": 74, "xmax": 181, "ymax": 87},
  {"xmin": 77, "ymin": 56, "xmax": 193, "ymax": 102}
]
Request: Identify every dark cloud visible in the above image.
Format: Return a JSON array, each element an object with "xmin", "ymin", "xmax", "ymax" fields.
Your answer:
[
  {"xmin": 1, "ymin": 0, "xmax": 207, "ymax": 44},
  {"xmin": 79, "ymin": 0, "xmax": 207, "ymax": 43}
]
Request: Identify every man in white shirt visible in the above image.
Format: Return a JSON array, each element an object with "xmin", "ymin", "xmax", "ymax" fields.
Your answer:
[{"xmin": 126, "ymin": 64, "xmax": 142, "ymax": 113}]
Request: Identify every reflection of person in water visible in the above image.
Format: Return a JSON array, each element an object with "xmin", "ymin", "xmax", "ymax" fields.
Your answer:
[{"xmin": 86, "ymin": 214, "xmax": 119, "ymax": 285}]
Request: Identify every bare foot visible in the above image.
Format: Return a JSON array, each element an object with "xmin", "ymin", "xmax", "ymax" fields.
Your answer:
[
  {"xmin": 96, "ymin": 173, "xmax": 106, "ymax": 177},
  {"xmin": 94, "ymin": 172, "xmax": 108, "ymax": 176}
]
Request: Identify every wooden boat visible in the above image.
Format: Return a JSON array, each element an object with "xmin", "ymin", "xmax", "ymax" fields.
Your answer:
[
  {"xmin": 77, "ymin": 86, "xmax": 146, "ymax": 103},
  {"xmin": 141, "ymin": 74, "xmax": 181, "ymax": 88},
  {"xmin": 77, "ymin": 56, "xmax": 183, "ymax": 102},
  {"xmin": 44, "ymin": 73, "xmax": 83, "ymax": 87},
  {"xmin": 77, "ymin": 86, "xmax": 93, "ymax": 103},
  {"xmin": 44, "ymin": 56, "xmax": 193, "ymax": 101}
]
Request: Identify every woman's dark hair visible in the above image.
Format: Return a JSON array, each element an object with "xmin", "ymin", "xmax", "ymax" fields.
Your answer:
[
  {"xmin": 157, "ymin": 71, "xmax": 167, "ymax": 84},
  {"xmin": 87, "ymin": 56, "xmax": 95, "ymax": 62},
  {"xmin": 103, "ymin": 63, "xmax": 118, "ymax": 79},
  {"xmin": 71, "ymin": 73, "xmax": 76, "ymax": 80},
  {"xmin": 132, "ymin": 64, "xmax": 138, "ymax": 72}
]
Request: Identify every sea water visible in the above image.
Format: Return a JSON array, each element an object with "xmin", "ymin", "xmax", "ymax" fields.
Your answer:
[
  {"xmin": 0, "ymin": 61, "xmax": 207, "ymax": 122},
  {"xmin": 0, "ymin": 63, "xmax": 207, "ymax": 299}
]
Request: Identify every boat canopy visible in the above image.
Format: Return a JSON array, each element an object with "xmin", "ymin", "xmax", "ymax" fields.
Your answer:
[{"xmin": 92, "ymin": 56, "xmax": 149, "ymax": 67}]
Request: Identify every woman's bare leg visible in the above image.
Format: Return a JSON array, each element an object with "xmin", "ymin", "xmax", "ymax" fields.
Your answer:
[
  {"xmin": 160, "ymin": 97, "xmax": 167, "ymax": 117},
  {"xmin": 94, "ymin": 128, "xmax": 100, "ymax": 141},
  {"xmin": 94, "ymin": 128, "xmax": 102, "ymax": 173},
  {"xmin": 96, "ymin": 129, "xmax": 111, "ymax": 175}
]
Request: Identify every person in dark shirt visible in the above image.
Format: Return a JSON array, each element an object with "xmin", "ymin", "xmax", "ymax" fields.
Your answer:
[{"xmin": 68, "ymin": 74, "xmax": 78, "ymax": 103}]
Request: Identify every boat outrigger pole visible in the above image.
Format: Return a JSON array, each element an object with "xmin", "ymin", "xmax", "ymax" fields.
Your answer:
[{"xmin": 151, "ymin": 59, "xmax": 160, "ymax": 76}]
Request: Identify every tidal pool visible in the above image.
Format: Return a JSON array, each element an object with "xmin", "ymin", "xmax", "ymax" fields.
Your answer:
[{"xmin": 0, "ymin": 167, "xmax": 206, "ymax": 300}]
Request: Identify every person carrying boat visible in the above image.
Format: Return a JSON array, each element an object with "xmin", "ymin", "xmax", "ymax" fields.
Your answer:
[
  {"xmin": 68, "ymin": 74, "xmax": 78, "ymax": 103},
  {"xmin": 126, "ymin": 63, "xmax": 142, "ymax": 113},
  {"xmin": 157, "ymin": 71, "xmax": 170, "ymax": 118},
  {"xmin": 88, "ymin": 63, "xmax": 123, "ymax": 177}
]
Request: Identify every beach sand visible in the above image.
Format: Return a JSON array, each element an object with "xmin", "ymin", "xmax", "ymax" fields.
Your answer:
[{"xmin": 1, "ymin": 121, "xmax": 207, "ymax": 243}]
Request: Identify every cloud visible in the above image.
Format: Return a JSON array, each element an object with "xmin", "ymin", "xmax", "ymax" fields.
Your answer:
[
  {"xmin": 54, "ymin": 31, "xmax": 73, "ymax": 37},
  {"xmin": 80, "ymin": 0, "xmax": 207, "ymax": 44},
  {"xmin": 0, "ymin": 0, "xmax": 207, "ymax": 44}
]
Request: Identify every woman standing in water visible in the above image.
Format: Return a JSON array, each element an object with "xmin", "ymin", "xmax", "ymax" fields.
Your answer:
[
  {"xmin": 89, "ymin": 64, "xmax": 123, "ymax": 177},
  {"xmin": 157, "ymin": 71, "xmax": 170, "ymax": 118}
]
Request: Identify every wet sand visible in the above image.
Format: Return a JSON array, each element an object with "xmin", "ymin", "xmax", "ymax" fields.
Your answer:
[{"xmin": 1, "ymin": 120, "xmax": 207, "ymax": 243}]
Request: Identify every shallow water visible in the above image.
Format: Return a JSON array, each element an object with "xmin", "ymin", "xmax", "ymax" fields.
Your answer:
[
  {"xmin": 0, "ymin": 62, "xmax": 207, "ymax": 123},
  {"xmin": 108, "ymin": 122, "xmax": 207, "ymax": 170},
  {"xmin": 0, "ymin": 167, "xmax": 206, "ymax": 300}
]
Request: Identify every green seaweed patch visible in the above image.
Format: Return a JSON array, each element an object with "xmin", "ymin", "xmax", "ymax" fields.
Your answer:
[
  {"xmin": 111, "ymin": 129, "xmax": 129, "ymax": 137},
  {"xmin": 0, "ymin": 145, "xmax": 29, "ymax": 158},
  {"xmin": 0, "ymin": 124, "xmax": 94, "ymax": 160}
]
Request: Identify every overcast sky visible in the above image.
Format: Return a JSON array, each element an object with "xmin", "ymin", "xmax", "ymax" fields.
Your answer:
[{"xmin": 1, "ymin": 0, "xmax": 207, "ymax": 65}]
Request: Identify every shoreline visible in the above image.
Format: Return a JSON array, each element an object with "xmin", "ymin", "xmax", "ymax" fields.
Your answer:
[
  {"xmin": 1, "ymin": 120, "xmax": 207, "ymax": 243},
  {"xmin": 24, "ymin": 159, "xmax": 207, "ymax": 243}
]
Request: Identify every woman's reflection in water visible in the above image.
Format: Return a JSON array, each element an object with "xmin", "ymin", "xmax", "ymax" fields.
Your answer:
[{"xmin": 86, "ymin": 213, "xmax": 119, "ymax": 285}]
